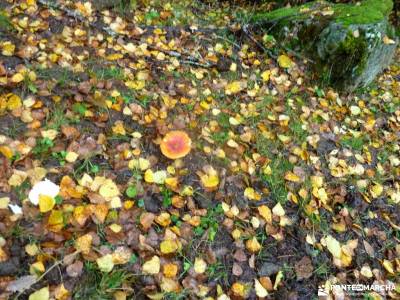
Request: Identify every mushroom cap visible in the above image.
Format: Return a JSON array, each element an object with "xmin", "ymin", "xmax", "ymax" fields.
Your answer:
[{"xmin": 160, "ymin": 131, "xmax": 192, "ymax": 159}]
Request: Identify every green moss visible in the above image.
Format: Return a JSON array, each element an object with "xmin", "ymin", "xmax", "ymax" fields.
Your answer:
[
  {"xmin": 323, "ymin": 31, "xmax": 369, "ymax": 87},
  {"xmin": 334, "ymin": 0, "xmax": 393, "ymax": 26},
  {"xmin": 250, "ymin": 1, "xmax": 322, "ymax": 23},
  {"xmin": 250, "ymin": 0, "xmax": 393, "ymax": 25}
]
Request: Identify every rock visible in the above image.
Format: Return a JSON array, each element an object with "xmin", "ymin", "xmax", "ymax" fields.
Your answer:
[
  {"xmin": 144, "ymin": 194, "xmax": 161, "ymax": 213},
  {"xmin": 258, "ymin": 262, "xmax": 280, "ymax": 277},
  {"xmin": 250, "ymin": 0, "xmax": 398, "ymax": 91},
  {"xmin": 0, "ymin": 259, "xmax": 20, "ymax": 276}
]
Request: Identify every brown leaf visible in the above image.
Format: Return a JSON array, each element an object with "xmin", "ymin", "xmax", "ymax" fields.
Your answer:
[
  {"xmin": 61, "ymin": 125, "xmax": 80, "ymax": 139},
  {"xmin": 233, "ymin": 249, "xmax": 247, "ymax": 262},
  {"xmin": 363, "ymin": 240, "xmax": 375, "ymax": 257},
  {"xmin": 232, "ymin": 263, "xmax": 243, "ymax": 276},
  {"xmin": 294, "ymin": 256, "xmax": 313, "ymax": 280},
  {"xmin": 66, "ymin": 260, "xmax": 83, "ymax": 278},
  {"xmin": 140, "ymin": 212, "xmax": 155, "ymax": 231}
]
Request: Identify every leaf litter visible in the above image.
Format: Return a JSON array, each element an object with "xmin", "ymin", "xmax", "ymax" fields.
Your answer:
[{"xmin": 0, "ymin": 0, "xmax": 399, "ymax": 299}]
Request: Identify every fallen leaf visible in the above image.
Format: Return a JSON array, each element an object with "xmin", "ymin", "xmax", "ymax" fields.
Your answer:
[
  {"xmin": 277, "ymin": 55, "xmax": 293, "ymax": 68},
  {"xmin": 194, "ymin": 257, "xmax": 207, "ymax": 274},
  {"xmin": 29, "ymin": 287, "xmax": 49, "ymax": 300},
  {"xmin": 325, "ymin": 235, "xmax": 342, "ymax": 259},
  {"xmin": 97, "ymin": 254, "xmax": 114, "ymax": 273},
  {"xmin": 142, "ymin": 256, "xmax": 160, "ymax": 274},
  {"xmin": 38, "ymin": 194, "xmax": 55, "ymax": 213}
]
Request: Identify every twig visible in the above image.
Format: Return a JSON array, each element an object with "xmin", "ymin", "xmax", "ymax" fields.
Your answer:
[
  {"xmin": 15, "ymin": 251, "xmax": 80, "ymax": 299},
  {"xmin": 242, "ymin": 24, "xmax": 277, "ymax": 59}
]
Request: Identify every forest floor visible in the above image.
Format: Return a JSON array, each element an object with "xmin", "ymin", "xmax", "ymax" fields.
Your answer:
[{"xmin": 0, "ymin": 1, "xmax": 399, "ymax": 299}]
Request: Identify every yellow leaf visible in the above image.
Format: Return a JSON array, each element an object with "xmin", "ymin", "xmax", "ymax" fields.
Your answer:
[
  {"xmin": 47, "ymin": 210, "xmax": 64, "ymax": 232},
  {"xmin": 25, "ymin": 244, "xmax": 39, "ymax": 256},
  {"xmin": 383, "ymin": 35, "xmax": 396, "ymax": 45},
  {"xmin": 163, "ymin": 263, "xmax": 178, "ymax": 278},
  {"xmin": 244, "ymin": 187, "xmax": 261, "ymax": 201},
  {"xmin": 194, "ymin": 257, "xmax": 207, "ymax": 274},
  {"xmin": 144, "ymin": 169, "xmax": 154, "ymax": 183},
  {"xmin": 284, "ymin": 171, "xmax": 300, "ymax": 182},
  {"xmin": 54, "ymin": 283, "xmax": 69, "ymax": 300},
  {"xmin": 112, "ymin": 121, "xmax": 126, "ymax": 135},
  {"xmin": 160, "ymin": 239, "xmax": 179, "ymax": 254},
  {"xmin": 231, "ymin": 282, "xmax": 246, "ymax": 297},
  {"xmin": 255, "ymin": 279, "xmax": 268, "ymax": 297},
  {"xmin": 29, "ymin": 287, "xmax": 49, "ymax": 300},
  {"xmin": 30, "ymin": 261, "xmax": 45, "ymax": 275},
  {"xmin": 277, "ymin": 134, "xmax": 291, "ymax": 143},
  {"xmin": 6, "ymin": 94, "xmax": 22, "ymax": 110},
  {"xmin": 0, "ymin": 196, "xmax": 9, "ymax": 209},
  {"xmin": 370, "ymin": 183, "xmax": 383, "ymax": 198},
  {"xmin": 1, "ymin": 41, "xmax": 15, "ymax": 56},
  {"xmin": 258, "ymin": 205, "xmax": 272, "ymax": 223},
  {"xmin": 274, "ymin": 270, "xmax": 284, "ymax": 290},
  {"xmin": 382, "ymin": 259, "xmax": 394, "ymax": 274},
  {"xmin": 165, "ymin": 177, "xmax": 178, "ymax": 189},
  {"xmin": 160, "ymin": 277, "xmax": 180, "ymax": 293},
  {"xmin": 99, "ymin": 179, "xmax": 119, "ymax": 199},
  {"xmin": 39, "ymin": 194, "xmax": 55, "ymax": 213},
  {"xmin": 311, "ymin": 176, "xmax": 324, "ymax": 188},
  {"xmin": 155, "ymin": 212, "xmax": 171, "ymax": 227},
  {"xmin": 277, "ymin": 55, "xmax": 293, "ymax": 68},
  {"xmin": 360, "ymin": 265, "xmax": 373, "ymax": 278},
  {"xmin": 11, "ymin": 73, "xmax": 24, "ymax": 83},
  {"xmin": 246, "ymin": 237, "xmax": 261, "ymax": 253},
  {"xmin": 65, "ymin": 151, "xmax": 79, "ymax": 163},
  {"xmin": 200, "ymin": 173, "xmax": 219, "ymax": 189},
  {"xmin": 97, "ymin": 254, "xmax": 114, "ymax": 272},
  {"xmin": 106, "ymin": 53, "xmax": 123, "ymax": 61},
  {"xmin": 75, "ymin": 234, "xmax": 93, "ymax": 255},
  {"xmin": 325, "ymin": 235, "xmax": 342, "ymax": 259},
  {"xmin": 225, "ymin": 81, "xmax": 244, "ymax": 95},
  {"xmin": 0, "ymin": 146, "xmax": 13, "ymax": 159},
  {"xmin": 272, "ymin": 202, "xmax": 285, "ymax": 217},
  {"xmin": 142, "ymin": 256, "xmax": 160, "ymax": 274},
  {"xmin": 153, "ymin": 170, "xmax": 167, "ymax": 184},
  {"xmin": 261, "ymin": 70, "xmax": 271, "ymax": 82},
  {"xmin": 109, "ymin": 223, "xmax": 122, "ymax": 233},
  {"xmin": 41, "ymin": 129, "xmax": 58, "ymax": 140}
]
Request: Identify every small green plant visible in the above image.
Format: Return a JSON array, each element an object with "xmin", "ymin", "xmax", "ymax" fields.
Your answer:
[
  {"xmin": 46, "ymin": 105, "xmax": 70, "ymax": 130},
  {"xmin": 125, "ymin": 185, "xmax": 137, "ymax": 198},
  {"xmin": 73, "ymin": 262, "xmax": 133, "ymax": 299},
  {"xmin": 193, "ymin": 203, "xmax": 224, "ymax": 241},
  {"xmin": 12, "ymin": 180, "xmax": 31, "ymax": 201},
  {"xmin": 72, "ymin": 103, "xmax": 87, "ymax": 116},
  {"xmin": 206, "ymin": 261, "xmax": 229, "ymax": 285},
  {"xmin": 340, "ymin": 135, "xmax": 365, "ymax": 151},
  {"xmin": 52, "ymin": 151, "xmax": 67, "ymax": 166},
  {"xmin": 161, "ymin": 188, "xmax": 173, "ymax": 208},
  {"xmin": 0, "ymin": 11, "xmax": 13, "ymax": 32},
  {"xmin": 260, "ymin": 154, "xmax": 293, "ymax": 203},
  {"xmin": 33, "ymin": 138, "xmax": 54, "ymax": 156},
  {"xmin": 73, "ymin": 158, "xmax": 100, "ymax": 179},
  {"xmin": 211, "ymin": 131, "xmax": 229, "ymax": 145},
  {"xmin": 92, "ymin": 66, "xmax": 125, "ymax": 81}
]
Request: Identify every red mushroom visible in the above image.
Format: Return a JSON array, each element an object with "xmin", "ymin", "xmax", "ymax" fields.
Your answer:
[{"xmin": 160, "ymin": 131, "xmax": 192, "ymax": 159}]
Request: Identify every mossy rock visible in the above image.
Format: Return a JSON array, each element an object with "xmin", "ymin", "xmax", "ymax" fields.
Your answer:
[{"xmin": 250, "ymin": 0, "xmax": 398, "ymax": 91}]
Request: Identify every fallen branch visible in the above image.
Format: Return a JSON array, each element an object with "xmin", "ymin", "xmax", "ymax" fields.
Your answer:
[
  {"xmin": 242, "ymin": 24, "xmax": 277, "ymax": 59},
  {"xmin": 13, "ymin": 251, "xmax": 80, "ymax": 299}
]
